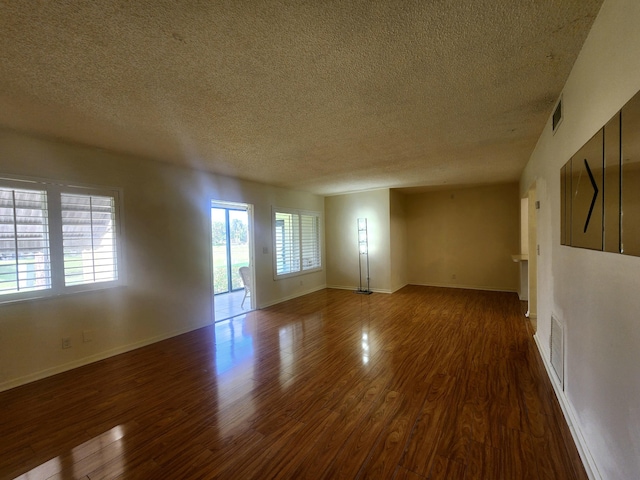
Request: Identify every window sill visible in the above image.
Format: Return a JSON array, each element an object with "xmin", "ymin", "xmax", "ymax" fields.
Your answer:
[
  {"xmin": 0, "ymin": 282, "xmax": 126, "ymax": 307},
  {"xmin": 274, "ymin": 268, "xmax": 323, "ymax": 281}
]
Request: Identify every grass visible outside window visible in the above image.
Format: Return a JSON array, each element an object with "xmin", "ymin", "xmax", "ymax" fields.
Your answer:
[{"xmin": 212, "ymin": 244, "xmax": 249, "ymax": 293}]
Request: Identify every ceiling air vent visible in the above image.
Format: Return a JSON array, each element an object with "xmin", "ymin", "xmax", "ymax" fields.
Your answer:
[{"xmin": 552, "ymin": 97, "xmax": 563, "ymax": 133}]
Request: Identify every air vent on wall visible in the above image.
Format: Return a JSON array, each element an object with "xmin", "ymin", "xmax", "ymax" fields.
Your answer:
[
  {"xmin": 552, "ymin": 97, "xmax": 563, "ymax": 133},
  {"xmin": 550, "ymin": 315, "xmax": 565, "ymax": 389}
]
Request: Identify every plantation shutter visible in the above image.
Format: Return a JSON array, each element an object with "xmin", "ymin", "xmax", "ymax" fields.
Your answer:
[
  {"xmin": 273, "ymin": 208, "xmax": 321, "ymax": 277},
  {"xmin": 61, "ymin": 193, "xmax": 118, "ymax": 286},
  {"xmin": 275, "ymin": 211, "xmax": 300, "ymax": 275},
  {"xmin": 0, "ymin": 186, "xmax": 51, "ymax": 295},
  {"xmin": 301, "ymin": 214, "xmax": 320, "ymax": 270}
]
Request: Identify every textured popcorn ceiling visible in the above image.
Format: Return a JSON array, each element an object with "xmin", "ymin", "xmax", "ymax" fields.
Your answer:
[{"xmin": 0, "ymin": 1, "xmax": 603, "ymax": 195}]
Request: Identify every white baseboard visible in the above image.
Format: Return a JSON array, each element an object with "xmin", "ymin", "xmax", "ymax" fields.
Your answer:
[
  {"xmin": 390, "ymin": 283, "xmax": 410, "ymax": 293},
  {"xmin": 328, "ymin": 283, "xmax": 515, "ymax": 294},
  {"xmin": 0, "ymin": 322, "xmax": 211, "ymax": 393},
  {"xmin": 533, "ymin": 334, "xmax": 602, "ymax": 480},
  {"xmin": 409, "ymin": 281, "xmax": 517, "ymax": 293},
  {"xmin": 325, "ymin": 284, "xmax": 393, "ymax": 294},
  {"xmin": 258, "ymin": 284, "xmax": 328, "ymax": 309}
]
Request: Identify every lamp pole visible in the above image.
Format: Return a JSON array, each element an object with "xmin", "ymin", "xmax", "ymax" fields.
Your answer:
[{"xmin": 356, "ymin": 218, "xmax": 372, "ymax": 295}]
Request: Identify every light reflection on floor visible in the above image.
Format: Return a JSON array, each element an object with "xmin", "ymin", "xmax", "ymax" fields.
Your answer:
[
  {"xmin": 362, "ymin": 332, "xmax": 370, "ymax": 364},
  {"xmin": 211, "ymin": 310, "xmax": 348, "ymax": 431},
  {"xmin": 15, "ymin": 425, "xmax": 126, "ymax": 480},
  {"xmin": 359, "ymin": 294, "xmax": 372, "ymax": 365},
  {"xmin": 214, "ymin": 315, "xmax": 254, "ymax": 375}
]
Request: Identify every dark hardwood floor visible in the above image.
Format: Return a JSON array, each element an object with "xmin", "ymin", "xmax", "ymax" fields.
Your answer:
[{"xmin": 0, "ymin": 286, "xmax": 587, "ymax": 479}]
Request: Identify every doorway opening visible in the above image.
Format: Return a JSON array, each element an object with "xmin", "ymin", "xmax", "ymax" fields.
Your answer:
[{"xmin": 211, "ymin": 201, "xmax": 254, "ymax": 322}]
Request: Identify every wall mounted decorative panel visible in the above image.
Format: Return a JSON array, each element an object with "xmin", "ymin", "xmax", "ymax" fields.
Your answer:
[
  {"xmin": 560, "ymin": 90, "xmax": 640, "ymax": 256},
  {"xmin": 604, "ymin": 113, "xmax": 621, "ymax": 253},
  {"xmin": 621, "ymin": 94, "xmax": 640, "ymax": 256},
  {"xmin": 570, "ymin": 130, "xmax": 603, "ymax": 250},
  {"xmin": 561, "ymin": 163, "xmax": 570, "ymax": 246}
]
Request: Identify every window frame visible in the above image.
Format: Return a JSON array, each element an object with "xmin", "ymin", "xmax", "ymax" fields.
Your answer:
[
  {"xmin": 0, "ymin": 175, "xmax": 124, "ymax": 304},
  {"xmin": 272, "ymin": 207, "xmax": 322, "ymax": 279}
]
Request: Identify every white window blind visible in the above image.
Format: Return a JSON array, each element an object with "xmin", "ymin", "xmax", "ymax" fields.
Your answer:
[
  {"xmin": 0, "ymin": 176, "xmax": 122, "ymax": 303},
  {"xmin": 61, "ymin": 193, "xmax": 118, "ymax": 286},
  {"xmin": 273, "ymin": 208, "xmax": 321, "ymax": 277},
  {"xmin": 301, "ymin": 214, "xmax": 321, "ymax": 271},
  {"xmin": 275, "ymin": 212, "xmax": 300, "ymax": 275},
  {"xmin": 0, "ymin": 186, "xmax": 51, "ymax": 295}
]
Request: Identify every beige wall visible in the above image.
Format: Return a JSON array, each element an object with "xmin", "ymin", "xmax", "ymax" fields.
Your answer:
[
  {"xmin": 325, "ymin": 189, "xmax": 392, "ymax": 292},
  {"xmin": 520, "ymin": 198, "xmax": 529, "ymax": 255},
  {"xmin": 405, "ymin": 184, "xmax": 520, "ymax": 292},
  {"xmin": 518, "ymin": 198, "xmax": 529, "ymax": 301},
  {"xmin": 520, "ymin": 0, "xmax": 640, "ymax": 477},
  {"xmin": 326, "ymin": 185, "xmax": 519, "ymax": 293},
  {"xmin": 389, "ymin": 189, "xmax": 408, "ymax": 292},
  {"xmin": 0, "ymin": 129, "xmax": 325, "ymax": 390},
  {"xmin": 527, "ymin": 185, "xmax": 538, "ymax": 321}
]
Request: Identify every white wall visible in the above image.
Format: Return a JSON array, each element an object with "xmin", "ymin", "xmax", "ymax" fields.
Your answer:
[
  {"xmin": 520, "ymin": 0, "xmax": 640, "ymax": 478},
  {"xmin": 0, "ymin": 129, "xmax": 325, "ymax": 390},
  {"xmin": 325, "ymin": 189, "xmax": 392, "ymax": 292}
]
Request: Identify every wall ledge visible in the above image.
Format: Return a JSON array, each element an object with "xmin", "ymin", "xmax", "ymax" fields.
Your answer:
[{"xmin": 533, "ymin": 334, "xmax": 602, "ymax": 480}]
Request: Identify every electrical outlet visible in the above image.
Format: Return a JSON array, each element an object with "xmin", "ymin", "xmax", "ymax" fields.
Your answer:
[
  {"xmin": 62, "ymin": 337, "xmax": 71, "ymax": 349},
  {"xmin": 83, "ymin": 330, "xmax": 93, "ymax": 343}
]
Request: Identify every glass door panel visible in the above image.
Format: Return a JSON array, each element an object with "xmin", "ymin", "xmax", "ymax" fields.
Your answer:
[
  {"xmin": 211, "ymin": 207, "xmax": 229, "ymax": 294},
  {"xmin": 228, "ymin": 209, "xmax": 249, "ymax": 290}
]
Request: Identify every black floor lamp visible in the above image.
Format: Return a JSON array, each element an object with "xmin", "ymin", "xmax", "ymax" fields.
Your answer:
[{"xmin": 356, "ymin": 217, "xmax": 372, "ymax": 294}]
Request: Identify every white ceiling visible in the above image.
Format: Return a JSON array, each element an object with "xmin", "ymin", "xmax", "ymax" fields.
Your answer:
[{"xmin": 0, "ymin": 1, "xmax": 603, "ymax": 195}]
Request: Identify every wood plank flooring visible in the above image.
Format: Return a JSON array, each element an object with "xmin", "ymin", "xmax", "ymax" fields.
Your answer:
[{"xmin": 0, "ymin": 286, "xmax": 588, "ymax": 479}]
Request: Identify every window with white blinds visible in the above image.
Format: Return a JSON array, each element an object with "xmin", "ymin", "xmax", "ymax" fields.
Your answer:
[
  {"xmin": 61, "ymin": 193, "xmax": 118, "ymax": 286},
  {"xmin": 273, "ymin": 208, "xmax": 321, "ymax": 278},
  {"xmin": 0, "ymin": 177, "xmax": 122, "ymax": 302},
  {"xmin": 0, "ymin": 186, "xmax": 51, "ymax": 295}
]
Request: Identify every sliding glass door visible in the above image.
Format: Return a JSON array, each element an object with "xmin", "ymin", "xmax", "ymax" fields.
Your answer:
[{"xmin": 211, "ymin": 205, "xmax": 249, "ymax": 294}]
